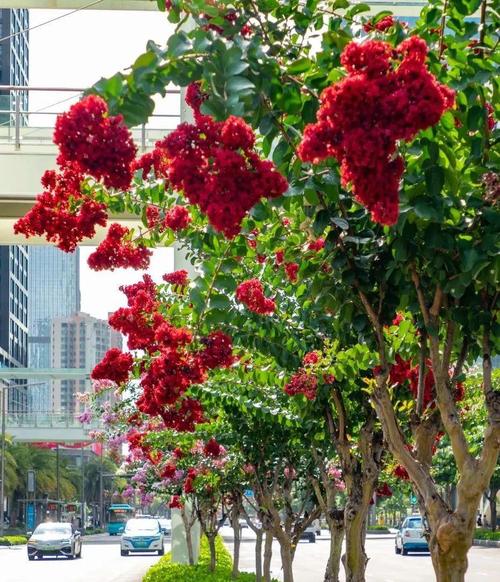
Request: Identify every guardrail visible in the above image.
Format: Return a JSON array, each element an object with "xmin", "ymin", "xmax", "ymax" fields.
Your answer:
[
  {"xmin": 6, "ymin": 412, "xmax": 101, "ymax": 429},
  {"xmin": 0, "ymin": 85, "xmax": 181, "ymax": 151}
]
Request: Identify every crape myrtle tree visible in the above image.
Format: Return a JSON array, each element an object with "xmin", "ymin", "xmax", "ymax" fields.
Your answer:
[
  {"xmin": 13, "ymin": 0, "xmax": 499, "ymax": 581},
  {"xmin": 197, "ymin": 377, "xmax": 324, "ymax": 582}
]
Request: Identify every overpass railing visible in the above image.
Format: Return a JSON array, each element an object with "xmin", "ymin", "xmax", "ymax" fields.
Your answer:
[
  {"xmin": 7, "ymin": 412, "xmax": 101, "ymax": 430},
  {"xmin": 0, "ymin": 85, "xmax": 181, "ymax": 151}
]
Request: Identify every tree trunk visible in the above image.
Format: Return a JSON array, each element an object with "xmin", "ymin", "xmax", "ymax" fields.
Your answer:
[
  {"xmin": 324, "ymin": 511, "xmax": 344, "ymax": 582},
  {"xmin": 343, "ymin": 498, "xmax": 369, "ymax": 582},
  {"xmin": 181, "ymin": 506, "xmax": 195, "ymax": 565},
  {"xmin": 279, "ymin": 538, "xmax": 294, "ymax": 582},
  {"xmin": 489, "ymin": 487, "xmax": 498, "ymax": 532},
  {"xmin": 255, "ymin": 529, "xmax": 263, "ymax": 582},
  {"xmin": 427, "ymin": 512, "xmax": 473, "ymax": 582},
  {"xmin": 263, "ymin": 530, "xmax": 273, "ymax": 582},
  {"xmin": 207, "ymin": 534, "xmax": 217, "ymax": 572},
  {"xmin": 232, "ymin": 521, "xmax": 241, "ymax": 578}
]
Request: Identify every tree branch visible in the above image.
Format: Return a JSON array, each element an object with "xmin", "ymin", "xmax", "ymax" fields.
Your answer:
[
  {"xmin": 416, "ymin": 331, "xmax": 427, "ymax": 418},
  {"xmin": 331, "ymin": 386, "xmax": 347, "ymax": 444}
]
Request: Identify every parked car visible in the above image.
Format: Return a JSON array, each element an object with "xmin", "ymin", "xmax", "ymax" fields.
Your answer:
[
  {"xmin": 120, "ymin": 518, "xmax": 164, "ymax": 556},
  {"xmin": 395, "ymin": 515, "xmax": 429, "ymax": 555},
  {"xmin": 300, "ymin": 524, "xmax": 316, "ymax": 543},
  {"xmin": 27, "ymin": 522, "xmax": 82, "ymax": 560},
  {"xmin": 158, "ymin": 518, "xmax": 172, "ymax": 535}
]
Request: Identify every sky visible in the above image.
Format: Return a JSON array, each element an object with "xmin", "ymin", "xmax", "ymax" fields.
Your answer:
[{"xmin": 29, "ymin": 8, "xmax": 177, "ymax": 320}]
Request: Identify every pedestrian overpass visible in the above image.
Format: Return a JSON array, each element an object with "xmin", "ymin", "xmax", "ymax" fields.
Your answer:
[{"xmin": 0, "ymin": 368, "xmax": 99, "ymax": 442}]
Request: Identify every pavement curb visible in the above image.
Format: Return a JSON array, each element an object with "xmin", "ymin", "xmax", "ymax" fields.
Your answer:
[{"xmin": 472, "ymin": 538, "xmax": 500, "ymax": 548}]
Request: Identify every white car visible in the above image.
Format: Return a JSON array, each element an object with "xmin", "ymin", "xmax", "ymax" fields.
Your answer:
[
  {"xmin": 158, "ymin": 518, "xmax": 172, "ymax": 535},
  {"xmin": 395, "ymin": 515, "xmax": 429, "ymax": 555},
  {"xmin": 120, "ymin": 518, "xmax": 164, "ymax": 556},
  {"xmin": 27, "ymin": 522, "xmax": 82, "ymax": 560}
]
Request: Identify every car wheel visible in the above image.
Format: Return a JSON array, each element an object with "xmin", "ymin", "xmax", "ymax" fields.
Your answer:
[
  {"xmin": 402, "ymin": 546, "xmax": 408, "ymax": 556},
  {"xmin": 28, "ymin": 555, "xmax": 35, "ymax": 561},
  {"xmin": 309, "ymin": 535, "xmax": 316, "ymax": 543},
  {"xmin": 395, "ymin": 544, "xmax": 401, "ymax": 554},
  {"xmin": 158, "ymin": 546, "xmax": 164, "ymax": 556},
  {"xmin": 121, "ymin": 550, "xmax": 128, "ymax": 556}
]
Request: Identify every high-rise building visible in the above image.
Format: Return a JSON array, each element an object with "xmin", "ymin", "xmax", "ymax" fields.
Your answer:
[
  {"xmin": 28, "ymin": 247, "xmax": 81, "ymax": 412},
  {"xmin": 0, "ymin": 9, "xmax": 29, "ymax": 124},
  {"xmin": 0, "ymin": 245, "xmax": 29, "ymax": 412},
  {"xmin": 51, "ymin": 313, "xmax": 122, "ymax": 414}
]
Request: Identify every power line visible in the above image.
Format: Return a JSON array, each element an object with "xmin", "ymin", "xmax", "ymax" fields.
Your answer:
[{"xmin": 0, "ymin": 0, "xmax": 104, "ymax": 44}]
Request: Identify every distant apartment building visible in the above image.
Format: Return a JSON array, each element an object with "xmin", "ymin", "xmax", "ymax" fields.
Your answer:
[
  {"xmin": 0, "ymin": 245, "xmax": 29, "ymax": 412},
  {"xmin": 51, "ymin": 313, "xmax": 122, "ymax": 413},
  {"xmin": 28, "ymin": 247, "xmax": 81, "ymax": 412}
]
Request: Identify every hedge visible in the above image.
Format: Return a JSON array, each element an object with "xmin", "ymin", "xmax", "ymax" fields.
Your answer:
[
  {"xmin": 367, "ymin": 526, "xmax": 391, "ymax": 533},
  {"xmin": 0, "ymin": 535, "xmax": 28, "ymax": 546},
  {"xmin": 473, "ymin": 528, "xmax": 500, "ymax": 541},
  {"xmin": 143, "ymin": 535, "xmax": 278, "ymax": 582}
]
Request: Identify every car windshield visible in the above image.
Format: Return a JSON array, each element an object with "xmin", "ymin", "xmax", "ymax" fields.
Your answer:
[
  {"xmin": 406, "ymin": 518, "xmax": 422, "ymax": 529},
  {"xmin": 124, "ymin": 519, "xmax": 159, "ymax": 533},
  {"xmin": 34, "ymin": 524, "xmax": 72, "ymax": 536}
]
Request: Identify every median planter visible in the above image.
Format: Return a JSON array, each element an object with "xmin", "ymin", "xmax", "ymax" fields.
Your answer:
[
  {"xmin": 143, "ymin": 535, "xmax": 278, "ymax": 582},
  {"xmin": 366, "ymin": 526, "xmax": 391, "ymax": 535},
  {"xmin": 0, "ymin": 535, "xmax": 28, "ymax": 546}
]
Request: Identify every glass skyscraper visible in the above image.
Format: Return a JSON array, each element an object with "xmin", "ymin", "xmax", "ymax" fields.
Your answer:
[
  {"xmin": 0, "ymin": 9, "xmax": 29, "ymax": 125},
  {"xmin": 28, "ymin": 247, "xmax": 81, "ymax": 412},
  {"xmin": 0, "ymin": 245, "xmax": 29, "ymax": 412}
]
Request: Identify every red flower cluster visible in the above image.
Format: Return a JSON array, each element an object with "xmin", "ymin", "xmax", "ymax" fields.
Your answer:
[
  {"xmin": 91, "ymin": 348, "xmax": 134, "ymax": 385},
  {"xmin": 284, "ymin": 262, "xmax": 299, "ymax": 283},
  {"xmin": 376, "ymin": 482, "xmax": 393, "ymax": 497},
  {"xmin": 106, "ymin": 275, "xmax": 234, "ymax": 432},
  {"xmin": 303, "ymin": 351, "xmax": 320, "ymax": 365},
  {"xmin": 236, "ymin": 279, "xmax": 276, "ymax": 315},
  {"xmin": 163, "ymin": 270, "xmax": 189, "ymax": 287},
  {"xmin": 298, "ymin": 37, "xmax": 454, "ymax": 225},
  {"xmin": 131, "ymin": 148, "xmax": 169, "ymax": 180},
  {"xmin": 394, "ymin": 465, "xmax": 410, "ymax": 480},
  {"xmin": 157, "ymin": 105, "xmax": 288, "ymax": 238},
  {"xmin": 14, "ymin": 167, "xmax": 108, "ymax": 252},
  {"xmin": 169, "ymin": 495, "xmax": 183, "ymax": 509},
  {"xmin": 363, "ymin": 15, "xmax": 395, "ymax": 33},
  {"xmin": 164, "ymin": 205, "xmax": 191, "ymax": 231},
  {"xmin": 387, "ymin": 356, "xmax": 465, "ymax": 409},
  {"xmin": 199, "ymin": 331, "xmax": 235, "ymax": 369},
  {"xmin": 275, "ymin": 249, "xmax": 285, "ymax": 265},
  {"xmin": 53, "ymin": 95, "xmax": 137, "ymax": 190},
  {"xmin": 284, "ymin": 371, "xmax": 318, "ymax": 400},
  {"xmin": 159, "ymin": 398, "xmax": 204, "ymax": 432},
  {"xmin": 307, "ymin": 238, "xmax": 325, "ymax": 252},
  {"xmin": 204, "ymin": 437, "xmax": 223, "ymax": 458},
  {"xmin": 87, "ymin": 223, "xmax": 152, "ymax": 271}
]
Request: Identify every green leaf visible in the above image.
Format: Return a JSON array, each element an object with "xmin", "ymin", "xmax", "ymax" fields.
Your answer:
[
  {"xmin": 226, "ymin": 76, "xmax": 255, "ymax": 94},
  {"xmin": 425, "ymin": 166, "xmax": 445, "ymax": 197},
  {"xmin": 167, "ymin": 32, "xmax": 191, "ymax": 58},
  {"xmin": 287, "ymin": 58, "xmax": 313, "ymax": 75},
  {"xmin": 467, "ymin": 105, "xmax": 486, "ymax": 132}
]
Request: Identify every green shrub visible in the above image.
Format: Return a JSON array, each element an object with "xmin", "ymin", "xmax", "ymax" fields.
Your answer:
[
  {"xmin": 367, "ymin": 525, "xmax": 390, "ymax": 533},
  {"xmin": 143, "ymin": 535, "xmax": 278, "ymax": 582},
  {"xmin": 0, "ymin": 535, "xmax": 28, "ymax": 546},
  {"xmin": 473, "ymin": 528, "xmax": 500, "ymax": 541}
]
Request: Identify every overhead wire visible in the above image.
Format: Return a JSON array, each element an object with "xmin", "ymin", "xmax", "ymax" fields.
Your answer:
[{"xmin": 0, "ymin": 0, "xmax": 104, "ymax": 44}]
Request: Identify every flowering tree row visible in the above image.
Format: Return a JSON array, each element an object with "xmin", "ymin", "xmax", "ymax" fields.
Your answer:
[{"xmin": 14, "ymin": 1, "xmax": 499, "ymax": 581}]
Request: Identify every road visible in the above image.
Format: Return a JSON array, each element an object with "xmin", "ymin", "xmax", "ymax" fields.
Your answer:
[
  {"xmin": 2, "ymin": 528, "xmax": 499, "ymax": 582},
  {"xmin": 1, "ymin": 537, "xmax": 158, "ymax": 582},
  {"xmin": 224, "ymin": 528, "xmax": 500, "ymax": 582}
]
